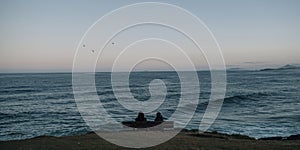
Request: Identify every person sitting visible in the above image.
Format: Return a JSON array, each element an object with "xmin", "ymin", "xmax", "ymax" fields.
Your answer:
[
  {"xmin": 135, "ymin": 112, "xmax": 147, "ymax": 122},
  {"xmin": 154, "ymin": 112, "xmax": 164, "ymax": 122}
]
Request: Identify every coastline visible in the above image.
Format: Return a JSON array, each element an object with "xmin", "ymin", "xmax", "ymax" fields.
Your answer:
[{"xmin": 1, "ymin": 130, "xmax": 299, "ymax": 150}]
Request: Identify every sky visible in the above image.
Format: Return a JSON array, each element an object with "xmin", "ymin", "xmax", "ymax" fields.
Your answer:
[{"xmin": 0, "ymin": 0, "xmax": 299, "ymax": 72}]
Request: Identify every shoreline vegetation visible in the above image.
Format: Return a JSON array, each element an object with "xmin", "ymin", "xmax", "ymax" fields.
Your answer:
[{"xmin": 1, "ymin": 130, "xmax": 299, "ymax": 150}]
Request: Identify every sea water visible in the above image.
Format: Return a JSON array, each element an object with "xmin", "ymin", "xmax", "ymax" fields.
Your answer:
[{"xmin": 0, "ymin": 69, "xmax": 299, "ymax": 141}]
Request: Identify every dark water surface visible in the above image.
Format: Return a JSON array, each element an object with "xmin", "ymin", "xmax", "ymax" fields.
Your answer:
[{"xmin": 0, "ymin": 69, "xmax": 299, "ymax": 141}]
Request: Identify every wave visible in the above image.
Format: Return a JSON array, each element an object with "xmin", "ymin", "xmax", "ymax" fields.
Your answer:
[
  {"xmin": 222, "ymin": 92, "xmax": 271, "ymax": 104},
  {"xmin": 3, "ymin": 85, "xmax": 31, "ymax": 89},
  {"xmin": 0, "ymin": 111, "xmax": 81, "ymax": 122},
  {"xmin": 0, "ymin": 112, "xmax": 13, "ymax": 119},
  {"xmin": 44, "ymin": 93, "xmax": 74, "ymax": 100},
  {"xmin": 194, "ymin": 92, "xmax": 272, "ymax": 108},
  {"xmin": 0, "ymin": 89, "xmax": 41, "ymax": 94}
]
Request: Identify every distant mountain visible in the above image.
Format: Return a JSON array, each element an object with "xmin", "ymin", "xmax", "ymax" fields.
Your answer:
[
  {"xmin": 280, "ymin": 64, "xmax": 299, "ymax": 69},
  {"xmin": 260, "ymin": 64, "xmax": 300, "ymax": 71}
]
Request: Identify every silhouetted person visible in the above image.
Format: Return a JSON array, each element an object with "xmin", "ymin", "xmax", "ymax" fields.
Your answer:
[
  {"xmin": 135, "ymin": 112, "xmax": 147, "ymax": 122},
  {"xmin": 155, "ymin": 112, "xmax": 163, "ymax": 122}
]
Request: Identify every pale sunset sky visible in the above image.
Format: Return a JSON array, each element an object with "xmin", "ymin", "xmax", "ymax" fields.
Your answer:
[{"xmin": 0, "ymin": 0, "xmax": 299, "ymax": 72}]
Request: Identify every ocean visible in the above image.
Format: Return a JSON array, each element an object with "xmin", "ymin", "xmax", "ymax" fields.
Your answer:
[{"xmin": 0, "ymin": 68, "xmax": 300, "ymax": 141}]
